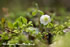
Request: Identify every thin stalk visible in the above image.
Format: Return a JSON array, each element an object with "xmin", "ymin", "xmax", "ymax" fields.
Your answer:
[{"xmin": 44, "ymin": 25, "xmax": 47, "ymax": 32}]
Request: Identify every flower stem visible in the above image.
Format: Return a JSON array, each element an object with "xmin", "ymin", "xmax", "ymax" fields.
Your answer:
[{"xmin": 44, "ymin": 25, "xmax": 47, "ymax": 32}]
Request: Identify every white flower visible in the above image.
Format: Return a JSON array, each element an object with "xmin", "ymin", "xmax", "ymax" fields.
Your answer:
[{"xmin": 40, "ymin": 14, "xmax": 51, "ymax": 25}]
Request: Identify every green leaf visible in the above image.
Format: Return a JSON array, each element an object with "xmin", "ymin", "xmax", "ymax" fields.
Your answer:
[
  {"xmin": 13, "ymin": 16, "xmax": 27, "ymax": 28},
  {"xmin": 13, "ymin": 21, "xmax": 19, "ymax": 28},
  {"xmin": 21, "ymin": 24, "xmax": 26, "ymax": 28},
  {"xmin": 38, "ymin": 10, "xmax": 44, "ymax": 15},
  {"xmin": 13, "ymin": 21, "xmax": 22, "ymax": 28},
  {"xmin": 27, "ymin": 21, "xmax": 33, "ymax": 26},
  {"xmin": 19, "ymin": 16, "xmax": 27, "ymax": 24},
  {"xmin": 13, "ymin": 30, "xmax": 19, "ymax": 33},
  {"xmin": 47, "ymin": 23, "xmax": 53, "ymax": 28},
  {"xmin": 32, "ymin": 10, "xmax": 37, "ymax": 16},
  {"xmin": 7, "ymin": 21, "xmax": 13, "ymax": 29}
]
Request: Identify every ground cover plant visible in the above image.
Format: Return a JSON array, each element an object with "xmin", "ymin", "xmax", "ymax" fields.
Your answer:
[{"xmin": 0, "ymin": 2, "xmax": 70, "ymax": 47}]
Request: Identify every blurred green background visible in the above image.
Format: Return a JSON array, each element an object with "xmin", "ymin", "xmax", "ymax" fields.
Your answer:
[
  {"xmin": 0, "ymin": 0, "xmax": 70, "ymax": 23},
  {"xmin": 0, "ymin": 0, "xmax": 70, "ymax": 15}
]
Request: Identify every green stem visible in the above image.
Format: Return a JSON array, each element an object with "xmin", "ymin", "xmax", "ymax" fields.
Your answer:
[{"xmin": 44, "ymin": 25, "xmax": 47, "ymax": 32}]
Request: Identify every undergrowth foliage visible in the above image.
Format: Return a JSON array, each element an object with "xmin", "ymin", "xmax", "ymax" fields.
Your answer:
[{"xmin": 0, "ymin": 4, "xmax": 70, "ymax": 47}]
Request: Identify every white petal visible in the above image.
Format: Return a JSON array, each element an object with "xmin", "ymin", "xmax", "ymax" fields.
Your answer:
[{"xmin": 40, "ymin": 14, "xmax": 51, "ymax": 25}]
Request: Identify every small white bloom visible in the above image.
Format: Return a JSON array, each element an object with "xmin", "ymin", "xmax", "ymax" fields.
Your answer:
[{"xmin": 40, "ymin": 14, "xmax": 51, "ymax": 25}]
